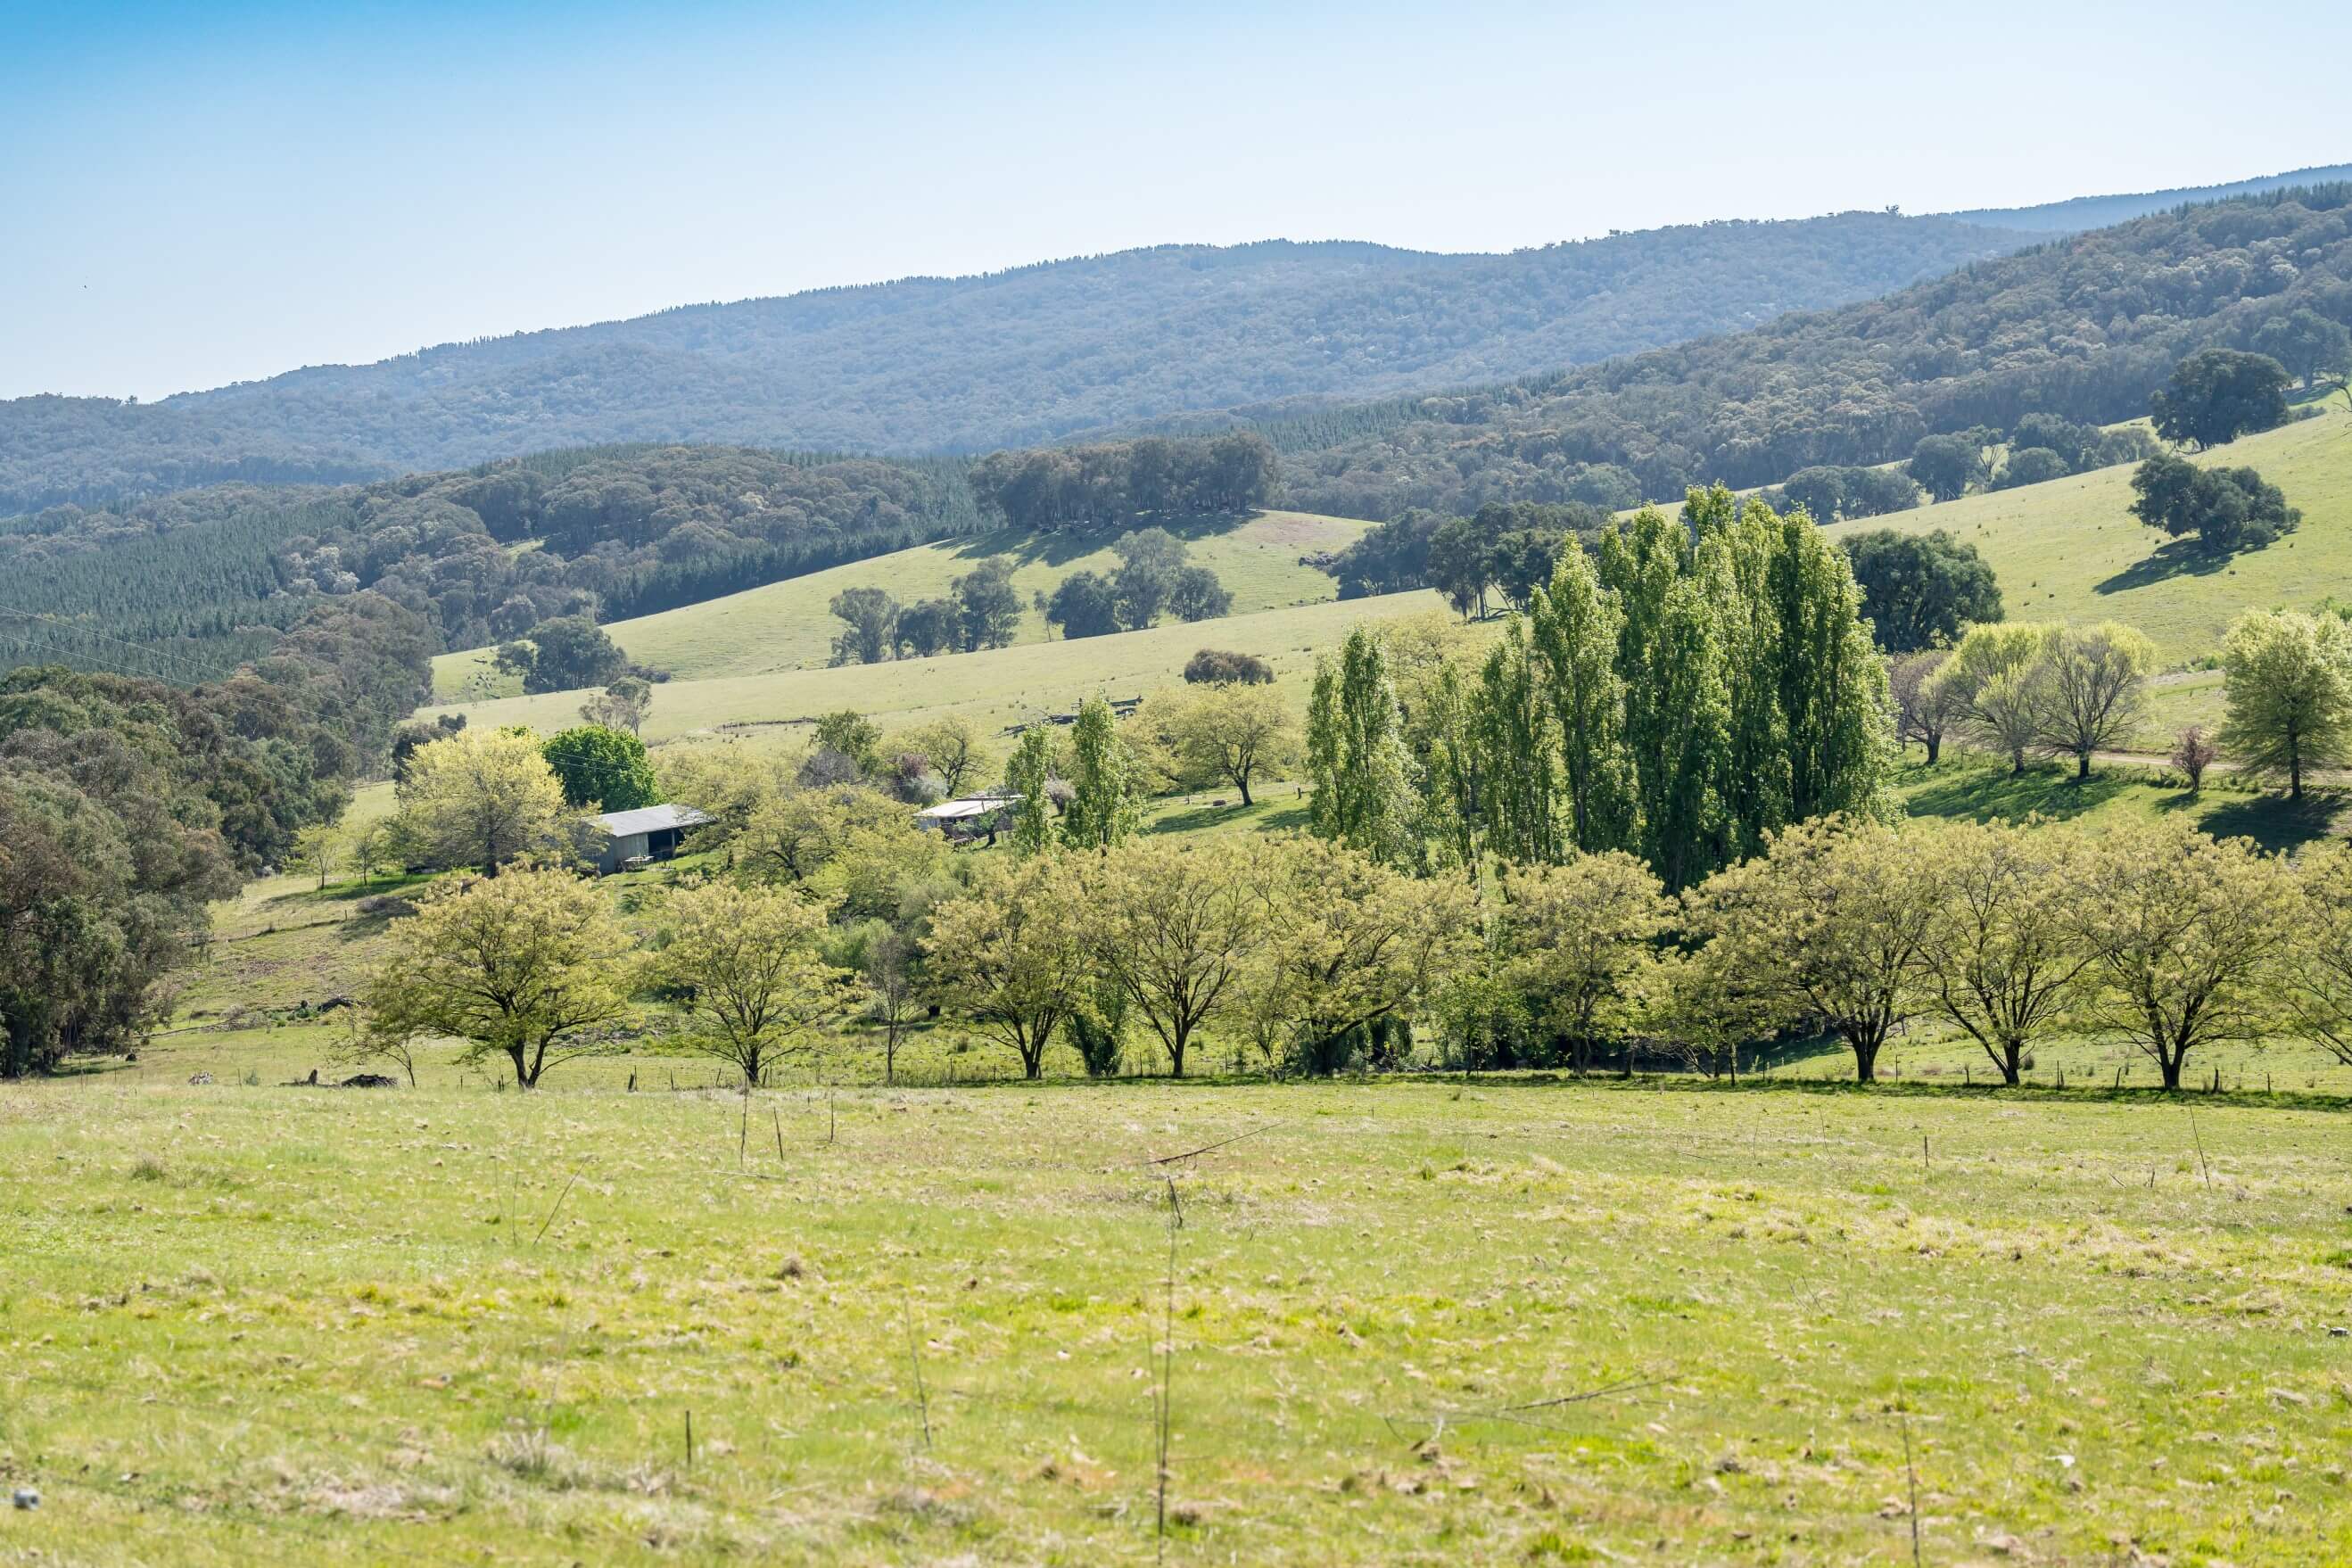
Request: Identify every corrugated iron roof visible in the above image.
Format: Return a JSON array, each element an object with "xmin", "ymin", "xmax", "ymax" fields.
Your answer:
[{"xmin": 594, "ymin": 803, "xmax": 713, "ymax": 837}]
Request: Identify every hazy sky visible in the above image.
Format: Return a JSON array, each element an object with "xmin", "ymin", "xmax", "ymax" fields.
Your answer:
[{"xmin": 5, "ymin": 0, "xmax": 2347, "ymax": 400}]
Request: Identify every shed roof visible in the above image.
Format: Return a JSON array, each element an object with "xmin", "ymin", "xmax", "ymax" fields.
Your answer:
[
  {"xmin": 918, "ymin": 793, "xmax": 1019, "ymax": 821},
  {"xmin": 594, "ymin": 803, "xmax": 713, "ymax": 838}
]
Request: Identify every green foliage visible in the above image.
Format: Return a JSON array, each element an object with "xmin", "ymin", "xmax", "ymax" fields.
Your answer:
[
  {"xmin": 539, "ymin": 724, "xmax": 658, "ymax": 812},
  {"xmin": 1841, "ymin": 527, "xmax": 2003, "ymax": 651},
  {"xmin": 1002, "ymin": 728, "xmax": 1058, "ymax": 857},
  {"xmin": 2220, "ymin": 608, "xmax": 2352, "ymax": 798},
  {"xmin": 828, "ymin": 587, "xmax": 899, "ymax": 665},
  {"xmin": 2128, "ymin": 453, "xmax": 2301, "ymax": 555},
  {"xmin": 2150, "ymin": 348, "xmax": 2293, "ymax": 449},
  {"xmin": 1264, "ymin": 186, "xmax": 2352, "ymax": 517},
  {"xmin": 1044, "ymin": 572, "xmax": 1120, "ymax": 640},
  {"xmin": 1305, "ymin": 628, "xmax": 1418, "ymax": 865},
  {"xmin": 0, "ymin": 446, "xmax": 983, "ymax": 663},
  {"xmin": 952, "ymin": 558, "xmax": 1023, "ymax": 651},
  {"xmin": 1907, "ymin": 433, "xmax": 1990, "ymax": 502},
  {"xmin": 1060, "ymin": 694, "xmax": 1141, "ymax": 852},
  {"xmin": 1182, "ymin": 648, "xmax": 1273, "ymax": 685},
  {"xmin": 516, "ymin": 615, "xmax": 627, "ymax": 694}
]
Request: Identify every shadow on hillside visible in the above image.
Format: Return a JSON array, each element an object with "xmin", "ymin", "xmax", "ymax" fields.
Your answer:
[
  {"xmin": 1143, "ymin": 796, "xmax": 1311, "ymax": 837},
  {"xmin": 1902, "ymin": 762, "xmax": 2136, "ymax": 824},
  {"xmin": 2176, "ymin": 789, "xmax": 2349, "ymax": 853},
  {"xmin": 943, "ymin": 512, "xmax": 1265, "ymax": 569},
  {"xmin": 2093, "ymin": 537, "xmax": 2237, "ymax": 595}
]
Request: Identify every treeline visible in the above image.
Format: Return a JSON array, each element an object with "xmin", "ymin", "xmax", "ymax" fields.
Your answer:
[
  {"xmin": 0, "ymin": 215, "xmax": 2034, "ymax": 512},
  {"xmin": 0, "ymin": 445, "xmax": 984, "ymax": 659},
  {"xmin": 970, "ymin": 434, "xmax": 1278, "ymax": 530},
  {"xmin": 1254, "ymin": 186, "xmax": 2352, "ymax": 516},
  {"xmin": 0, "ymin": 591, "xmax": 433, "ymax": 1077}
]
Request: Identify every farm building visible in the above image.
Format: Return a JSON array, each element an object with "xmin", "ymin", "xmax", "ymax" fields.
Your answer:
[
  {"xmin": 915, "ymin": 788, "xmax": 1019, "ymax": 842},
  {"xmin": 592, "ymin": 803, "xmax": 713, "ymax": 874}
]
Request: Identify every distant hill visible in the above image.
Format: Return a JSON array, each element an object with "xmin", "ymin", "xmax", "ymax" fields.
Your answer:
[
  {"xmin": 1941, "ymin": 161, "xmax": 2352, "ymax": 233},
  {"xmin": 0, "ymin": 444, "xmax": 982, "ymax": 668},
  {"xmin": 0, "ymin": 212, "xmax": 2032, "ymax": 514},
  {"xmin": 1212, "ymin": 184, "xmax": 2352, "ymax": 518}
]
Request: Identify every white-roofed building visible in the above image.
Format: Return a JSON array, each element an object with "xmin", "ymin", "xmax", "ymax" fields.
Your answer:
[{"xmin": 591, "ymin": 803, "xmax": 713, "ymax": 873}]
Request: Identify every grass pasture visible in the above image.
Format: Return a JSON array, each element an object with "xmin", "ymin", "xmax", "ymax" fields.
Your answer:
[
  {"xmin": 1820, "ymin": 402, "xmax": 2352, "ymax": 664},
  {"xmin": 7, "ymin": 1048, "xmax": 2352, "ymax": 1566},
  {"xmin": 419, "ymin": 588, "xmax": 1450, "ymax": 746},
  {"xmin": 432, "ymin": 509, "xmax": 1374, "ymax": 700}
]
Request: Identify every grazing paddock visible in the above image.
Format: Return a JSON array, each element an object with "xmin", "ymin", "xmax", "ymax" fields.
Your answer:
[{"xmin": 4, "ymin": 1044, "xmax": 2349, "ymax": 1565}]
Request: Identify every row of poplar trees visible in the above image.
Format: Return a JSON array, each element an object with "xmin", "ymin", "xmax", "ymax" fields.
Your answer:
[{"xmin": 1308, "ymin": 487, "xmax": 1893, "ymax": 890}]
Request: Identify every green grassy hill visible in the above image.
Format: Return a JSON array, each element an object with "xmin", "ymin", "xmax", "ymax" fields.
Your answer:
[
  {"xmin": 1820, "ymin": 401, "xmax": 2352, "ymax": 664},
  {"xmin": 433, "ymin": 508, "xmax": 1371, "ymax": 700},
  {"xmin": 426, "ymin": 583, "xmax": 1448, "ymax": 743}
]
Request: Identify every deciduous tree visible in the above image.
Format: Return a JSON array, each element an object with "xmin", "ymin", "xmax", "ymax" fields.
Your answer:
[
  {"xmin": 651, "ymin": 880, "xmax": 853, "ymax": 1085},
  {"xmin": 2220, "ymin": 608, "xmax": 2352, "ymax": 798},
  {"xmin": 2067, "ymin": 819, "xmax": 2296, "ymax": 1089},
  {"xmin": 1911, "ymin": 821, "xmax": 2092, "ymax": 1084},
  {"xmin": 393, "ymin": 727, "xmax": 572, "ymax": 875},
  {"xmin": 1082, "ymin": 838, "xmax": 1261, "ymax": 1077},
  {"xmin": 927, "ymin": 856, "xmax": 1090, "ymax": 1078},
  {"xmin": 361, "ymin": 867, "xmax": 628, "ymax": 1088}
]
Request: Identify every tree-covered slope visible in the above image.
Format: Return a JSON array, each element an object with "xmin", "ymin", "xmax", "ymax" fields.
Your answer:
[
  {"xmin": 0, "ymin": 445, "xmax": 983, "ymax": 666},
  {"xmin": 1222, "ymin": 185, "xmax": 2352, "ymax": 517},
  {"xmin": 0, "ymin": 213, "xmax": 2032, "ymax": 512}
]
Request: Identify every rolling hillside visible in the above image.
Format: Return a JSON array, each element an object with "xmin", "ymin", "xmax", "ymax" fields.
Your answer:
[
  {"xmin": 432, "ymin": 508, "xmax": 1371, "ymax": 697},
  {"xmin": 1819, "ymin": 400, "xmax": 2352, "ymax": 663},
  {"xmin": 423, "ymin": 586, "xmax": 1448, "ymax": 743},
  {"xmin": 4, "ymin": 215, "xmax": 2034, "ymax": 513}
]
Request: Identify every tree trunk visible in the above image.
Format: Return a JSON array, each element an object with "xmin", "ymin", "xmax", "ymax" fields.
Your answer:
[
  {"xmin": 1851, "ymin": 1035, "xmax": 1880, "ymax": 1083},
  {"xmin": 1236, "ymin": 777, "xmax": 1253, "ymax": 807},
  {"xmin": 2010, "ymin": 749, "xmax": 2027, "ymax": 776},
  {"xmin": 2158, "ymin": 1051, "xmax": 2184, "ymax": 1091},
  {"xmin": 2076, "ymin": 750, "xmax": 2092, "ymax": 781},
  {"xmin": 1923, "ymin": 734, "xmax": 1940, "ymax": 765}
]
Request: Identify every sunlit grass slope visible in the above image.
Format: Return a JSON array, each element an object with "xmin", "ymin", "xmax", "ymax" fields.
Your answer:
[
  {"xmin": 1820, "ymin": 401, "xmax": 2352, "ymax": 664},
  {"xmin": 433, "ymin": 509, "xmax": 1372, "ymax": 698}
]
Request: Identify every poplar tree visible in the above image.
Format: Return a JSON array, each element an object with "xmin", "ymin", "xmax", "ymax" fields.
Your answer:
[
  {"xmin": 1527, "ymin": 549, "xmax": 1636, "ymax": 855},
  {"xmin": 1767, "ymin": 509, "xmax": 1894, "ymax": 822},
  {"xmin": 1003, "ymin": 726, "xmax": 1058, "ymax": 855},
  {"xmin": 1060, "ymin": 692, "xmax": 1141, "ymax": 850},
  {"xmin": 1472, "ymin": 618, "xmax": 1557, "ymax": 864},
  {"xmin": 1306, "ymin": 627, "xmax": 1418, "ymax": 864}
]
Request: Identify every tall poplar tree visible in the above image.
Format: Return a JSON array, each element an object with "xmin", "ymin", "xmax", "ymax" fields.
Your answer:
[
  {"xmin": 1060, "ymin": 693, "xmax": 1140, "ymax": 851},
  {"xmin": 1472, "ymin": 617, "xmax": 1556, "ymax": 865},
  {"xmin": 1528, "ymin": 549, "xmax": 1636, "ymax": 855},
  {"xmin": 1306, "ymin": 627, "xmax": 1418, "ymax": 864}
]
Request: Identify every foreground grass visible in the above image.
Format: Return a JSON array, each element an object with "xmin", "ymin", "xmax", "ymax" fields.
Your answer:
[{"xmin": 5, "ymin": 1047, "xmax": 2350, "ymax": 1566}]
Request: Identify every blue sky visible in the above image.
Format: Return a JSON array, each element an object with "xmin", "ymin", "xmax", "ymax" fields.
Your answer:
[{"xmin": 4, "ymin": 0, "xmax": 2347, "ymax": 400}]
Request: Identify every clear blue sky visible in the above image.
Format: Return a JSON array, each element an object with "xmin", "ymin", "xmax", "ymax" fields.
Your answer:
[{"xmin": 4, "ymin": 0, "xmax": 2346, "ymax": 400}]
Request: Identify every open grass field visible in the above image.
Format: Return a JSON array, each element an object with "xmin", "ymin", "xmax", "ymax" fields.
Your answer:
[
  {"xmin": 1820, "ymin": 402, "xmax": 2352, "ymax": 665},
  {"xmin": 419, "ymin": 588, "xmax": 1450, "ymax": 747},
  {"xmin": 431, "ymin": 510, "xmax": 1374, "ymax": 701},
  {"xmin": 8, "ymin": 1044, "xmax": 2352, "ymax": 1566}
]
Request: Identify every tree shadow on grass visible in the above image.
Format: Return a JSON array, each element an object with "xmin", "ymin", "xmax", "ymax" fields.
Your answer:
[
  {"xmin": 2093, "ymin": 537, "xmax": 2236, "ymax": 595},
  {"xmin": 2175, "ymin": 788, "xmax": 2350, "ymax": 854},
  {"xmin": 1902, "ymin": 762, "xmax": 2136, "ymax": 825},
  {"xmin": 942, "ymin": 512, "xmax": 1266, "ymax": 571}
]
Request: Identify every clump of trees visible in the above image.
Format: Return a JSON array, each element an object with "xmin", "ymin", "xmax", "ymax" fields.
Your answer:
[
  {"xmin": 1184, "ymin": 648, "xmax": 1273, "ymax": 685},
  {"xmin": 1317, "ymin": 489, "xmax": 1894, "ymax": 891},
  {"xmin": 971, "ymin": 434, "xmax": 1278, "ymax": 530},
  {"xmin": 1931, "ymin": 621, "xmax": 2158, "ymax": 779},
  {"xmin": 827, "ymin": 557, "xmax": 1030, "ymax": 665},
  {"xmin": 2150, "ymin": 348, "xmax": 2293, "ymax": 450},
  {"xmin": 1044, "ymin": 530, "xmax": 1232, "ymax": 640},
  {"xmin": 1840, "ymin": 529, "xmax": 2002, "ymax": 652},
  {"xmin": 2128, "ymin": 454, "xmax": 2300, "ymax": 557}
]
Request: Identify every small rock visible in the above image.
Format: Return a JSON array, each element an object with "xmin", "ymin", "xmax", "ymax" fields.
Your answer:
[{"xmin": 11, "ymin": 1488, "xmax": 37, "ymax": 1510}]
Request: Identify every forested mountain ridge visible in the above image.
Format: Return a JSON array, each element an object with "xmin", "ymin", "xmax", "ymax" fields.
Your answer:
[
  {"xmin": 1939, "ymin": 161, "xmax": 2352, "ymax": 234},
  {"xmin": 0, "ymin": 445, "xmax": 983, "ymax": 666},
  {"xmin": 1195, "ymin": 185, "xmax": 2352, "ymax": 518},
  {"xmin": 1, "ymin": 213, "xmax": 2033, "ymax": 513}
]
